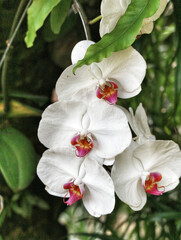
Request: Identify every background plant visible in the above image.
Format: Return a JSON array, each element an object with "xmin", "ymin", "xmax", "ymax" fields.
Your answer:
[{"xmin": 0, "ymin": 0, "xmax": 181, "ymax": 239}]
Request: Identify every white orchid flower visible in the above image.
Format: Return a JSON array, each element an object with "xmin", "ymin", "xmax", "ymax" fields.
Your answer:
[
  {"xmin": 37, "ymin": 148, "xmax": 115, "ymax": 217},
  {"xmin": 56, "ymin": 40, "xmax": 146, "ymax": 105},
  {"xmin": 100, "ymin": 0, "xmax": 168, "ymax": 37},
  {"xmin": 112, "ymin": 140, "xmax": 181, "ymax": 211},
  {"xmin": 38, "ymin": 100, "xmax": 131, "ymax": 161},
  {"xmin": 121, "ymin": 103, "xmax": 155, "ymax": 144}
]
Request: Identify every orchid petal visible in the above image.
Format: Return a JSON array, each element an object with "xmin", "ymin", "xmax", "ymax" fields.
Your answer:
[
  {"xmin": 88, "ymin": 101, "xmax": 132, "ymax": 158},
  {"xmin": 71, "ymin": 40, "xmax": 95, "ymax": 64},
  {"xmin": 87, "ymin": 151, "xmax": 115, "ymax": 166},
  {"xmin": 112, "ymin": 142, "xmax": 146, "ymax": 211},
  {"xmin": 121, "ymin": 103, "xmax": 155, "ymax": 143},
  {"xmin": 100, "ymin": 0, "xmax": 131, "ymax": 37},
  {"xmin": 96, "ymin": 47, "xmax": 146, "ymax": 99},
  {"xmin": 82, "ymin": 157, "xmax": 115, "ymax": 217},
  {"xmin": 141, "ymin": 0, "xmax": 167, "ymax": 34},
  {"xmin": 38, "ymin": 101, "xmax": 86, "ymax": 149},
  {"xmin": 37, "ymin": 148, "xmax": 83, "ymax": 196},
  {"xmin": 56, "ymin": 64, "xmax": 96, "ymax": 102},
  {"xmin": 91, "ymin": 63, "xmax": 103, "ymax": 80},
  {"xmin": 134, "ymin": 141, "xmax": 181, "ymax": 176},
  {"xmin": 141, "ymin": 21, "xmax": 154, "ymax": 35},
  {"xmin": 103, "ymin": 157, "xmax": 115, "ymax": 166},
  {"xmin": 45, "ymin": 186, "xmax": 67, "ymax": 198}
]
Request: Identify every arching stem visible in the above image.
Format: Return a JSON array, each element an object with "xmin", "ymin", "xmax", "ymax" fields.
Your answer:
[{"xmin": 72, "ymin": 0, "xmax": 91, "ymax": 41}]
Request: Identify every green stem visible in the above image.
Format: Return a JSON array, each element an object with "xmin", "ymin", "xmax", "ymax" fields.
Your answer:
[
  {"xmin": 89, "ymin": 15, "xmax": 102, "ymax": 25},
  {"xmin": 72, "ymin": 0, "xmax": 91, "ymax": 40},
  {"xmin": 0, "ymin": 0, "xmax": 32, "ymax": 114}
]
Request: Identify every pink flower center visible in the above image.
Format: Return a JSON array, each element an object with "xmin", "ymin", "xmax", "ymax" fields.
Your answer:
[
  {"xmin": 71, "ymin": 134, "xmax": 93, "ymax": 157},
  {"xmin": 63, "ymin": 181, "xmax": 84, "ymax": 206},
  {"xmin": 96, "ymin": 81, "xmax": 118, "ymax": 105},
  {"xmin": 142, "ymin": 172, "xmax": 165, "ymax": 196}
]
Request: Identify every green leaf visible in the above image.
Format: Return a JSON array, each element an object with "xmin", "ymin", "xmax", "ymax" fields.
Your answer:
[
  {"xmin": 50, "ymin": 0, "xmax": 71, "ymax": 34},
  {"xmin": 0, "ymin": 127, "xmax": 37, "ymax": 192},
  {"xmin": 0, "ymin": 92, "xmax": 48, "ymax": 106},
  {"xmin": 0, "ymin": 100, "xmax": 42, "ymax": 117},
  {"xmin": 73, "ymin": 0, "xmax": 160, "ymax": 73},
  {"xmin": 25, "ymin": 0, "xmax": 61, "ymax": 47}
]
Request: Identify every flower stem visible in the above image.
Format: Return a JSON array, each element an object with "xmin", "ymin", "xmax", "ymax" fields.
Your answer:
[
  {"xmin": 0, "ymin": 0, "xmax": 32, "ymax": 114},
  {"xmin": 72, "ymin": 0, "xmax": 91, "ymax": 40},
  {"xmin": 89, "ymin": 15, "xmax": 102, "ymax": 25}
]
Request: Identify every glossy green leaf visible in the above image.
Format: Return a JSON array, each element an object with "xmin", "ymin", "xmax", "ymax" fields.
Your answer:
[
  {"xmin": 25, "ymin": 0, "xmax": 61, "ymax": 47},
  {"xmin": 50, "ymin": 0, "xmax": 71, "ymax": 34},
  {"xmin": 0, "ymin": 127, "xmax": 37, "ymax": 192},
  {"xmin": 73, "ymin": 0, "xmax": 159, "ymax": 73}
]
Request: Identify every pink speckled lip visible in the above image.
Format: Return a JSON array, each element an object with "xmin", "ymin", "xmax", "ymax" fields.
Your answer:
[
  {"xmin": 96, "ymin": 81, "xmax": 118, "ymax": 105},
  {"xmin": 71, "ymin": 134, "xmax": 93, "ymax": 157},
  {"xmin": 63, "ymin": 181, "xmax": 84, "ymax": 206},
  {"xmin": 143, "ymin": 172, "xmax": 165, "ymax": 196}
]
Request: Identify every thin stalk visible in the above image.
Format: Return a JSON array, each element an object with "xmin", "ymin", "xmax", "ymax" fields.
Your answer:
[
  {"xmin": 0, "ymin": 0, "xmax": 32, "ymax": 69},
  {"xmin": 72, "ymin": 0, "xmax": 91, "ymax": 40},
  {"xmin": 89, "ymin": 15, "xmax": 102, "ymax": 25},
  {"xmin": 0, "ymin": 0, "xmax": 32, "ymax": 113}
]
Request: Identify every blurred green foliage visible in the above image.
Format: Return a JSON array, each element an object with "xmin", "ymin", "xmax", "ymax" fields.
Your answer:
[{"xmin": 0, "ymin": 0, "xmax": 181, "ymax": 239}]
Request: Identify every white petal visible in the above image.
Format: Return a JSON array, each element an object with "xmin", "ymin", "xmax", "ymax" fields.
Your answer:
[
  {"xmin": 141, "ymin": 0, "xmax": 167, "ymax": 34},
  {"xmin": 91, "ymin": 63, "xmax": 103, "ymax": 80},
  {"xmin": 38, "ymin": 101, "xmax": 87, "ymax": 148},
  {"xmin": 134, "ymin": 140, "xmax": 181, "ymax": 176},
  {"xmin": 56, "ymin": 64, "xmax": 96, "ymax": 102},
  {"xmin": 123, "ymin": 103, "xmax": 155, "ymax": 143},
  {"xmin": 100, "ymin": 0, "xmax": 131, "ymax": 37},
  {"xmin": 97, "ymin": 47, "xmax": 146, "ymax": 98},
  {"xmin": 141, "ymin": 21, "xmax": 154, "ymax": 34},
  {"xmin": 45, "ymin": 186, "xmax": 67, "ymax": 198},
  {"xmin": 71, "ymin": 40, "xmax": 95, "ymax": 64},
  {"xmin": 118, "ymin": 87, "xmax": 142, "ymax": 99},
  {"xmin": 134, "ymin": 103, "xmax": 153, "ymax": 137},
  {"xmin": 88, "ymin": 101, "xmax": 132, "ymax": 158},
  {"xmin": 82, "ymin": 157, "xmax": 115, "ymax": 217},
  {"xmin": 37, "ymin": 148, "xmax": 83, "ymax": 195},
  {"xmin": 112, "ymin": 142, "xmax": 147, "ymax": 210},
  {"xmin": 103, "ymin": 157, "xmax": 115, "ymax": 166}
]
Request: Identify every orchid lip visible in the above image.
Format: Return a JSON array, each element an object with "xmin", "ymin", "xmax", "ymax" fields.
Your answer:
[
  {"xmin": 63, "ymin": 181, "xmax": 84, "ymax": 206},
  {"xmin": 96, "ymin": 81, "xmax": 118, "ymax": 105},
  {"xmin": 71, "ymin": 133, "xmax": 94, "ymax": 157},
  {"xmin": 142, "ymin": 172, "xmax": 165, "ymax": 196}
]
